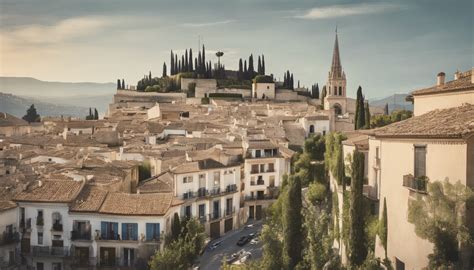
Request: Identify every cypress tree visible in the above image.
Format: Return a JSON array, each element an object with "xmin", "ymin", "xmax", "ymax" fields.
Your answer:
[
  {"xmin": 355, "ymin": 86, "xmax": 366, "ymax": 129},
  {"xmin": 364, "ymin": 101, "xmax": 371, "ymax": 129},
  {"xmin": 174, "ymin": 54, "xmax": 178, "ymax": 74},
  {"xmin": 297, "ymin": 80, "xmax": 300, "ymax": 89},
  {"xmin": 178, "ymin": 60, "xmax": 181, "ymax": 73},
  {"xmin": 198, "ymin": 52, "xmax": 202, "ymax": 74},
  {"xmin": 188, "ymin": 48, "xmax": 194, "ymax": 72},
  {"xmin": 336, "ymin": 144, "xmax": 346, "ymax": 190},
  {"xmin": 194, "ymin": 58, "xmax": 198, "ymax": 74},
  {"xmin": 244, "ymin": 60, "xmax": 248, "ymax": 79},
  {"xmin": 321, "ymin": 86, "xmax": 326, "ymax": 106},
  {"xmin": 162, "ymin": 62, "xmax": 167, "ymax": 77},
  {"xmin": 286, "ymin": 71, "xmax": 290, "ymax": 88},
  {"xmin": 122, "ymin": 79, "xmax": 125, "ymax": 90},
  {"xmin": 380, "ymin": 197, "xmax": 388, "ymax": 258},
  {"xmin": 283, "ymin": 175, "xmax": 303, "ymax": 268},
  {"xmin": 202, "ymin": 45, "xmax": 206, "ymax": 73},
  {"xmin": 248, "ymin": 54, "xmax": 254, "ymax": 77},
  {"xmin": 149, "ymin": 71, "xmax": 152, "ymax": 80},
  {"xmin": 258, "ymin": 56, "xmax": 262, "ymax": 75},
  {"xmin": 384, "ymin": 103, "xmax": 389, "ymax": 115},
  {"xmin": 117, "ymin": 79, "xmax": 121, "ymax": 89},
  {"xmin": 315, "ymin": 83, "xmax": 320, "ymax": 99},
  {"xmin": 262, "ymin": 54, "xmax": 265, "ymax": 75},
  {"xmin": 170, "ymin": 50, "xmax": 174, "ymax": 75},
  {"xmin": 349, "ymin": 150, "xmax": 367, "ymax": 266},
  {"xmin": 181, "ymin": 56, "xmax": 185, "ymax": 73},
  {"xmin": 290, "ymin": 73, "xmax": 294, "ymax": 90},
  {"xmin": 171, "ymin": 213, "xmax": 181, "ymax": 241},
  {"xmin": 185, "ymin": 49, "xmax": 188, "ymax": 72},
  {"xmin": 94, "ymin": 108, "xmax": 99, "ymax": 120},
  {"xmin": 238, "ymin": 58, "xmax": 243, "ymax": 80}
]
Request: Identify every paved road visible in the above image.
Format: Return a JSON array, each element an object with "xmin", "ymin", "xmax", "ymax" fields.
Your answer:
[{"xmin": 198, "ymin": 221, "xmax": 263, "ymax": 270}]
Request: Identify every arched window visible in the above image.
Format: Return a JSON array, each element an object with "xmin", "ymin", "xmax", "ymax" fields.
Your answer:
[
  {"xmin": 309, "ymin": 125, "xmax": 315, "ymax": 133},
  {"xmin": 333, "ymin": 103, "xmax": 342, "ymax": 115},
  {"xmin": 339, "ymin": 87, "xmax": 342, "ymax": 96},
  {"xmin": 334, "ymin": 86, "xmax": 337, "ymax": 95}
]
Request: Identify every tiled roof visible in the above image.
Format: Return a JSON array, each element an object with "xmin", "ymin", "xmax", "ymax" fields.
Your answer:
[
  {"xmin": 70, "ymin": 185, "xmax": 108, "ymax": 212},
  {"xmin": 172, "ymin": 158, "xmax": 228, "ymax": 174},
  {"xmin": 247, "ymin": 140, "xmax": 278, "ymax": 149},
  {"xmin": 411, "ymin": 70, "xmax": 473, "ymax": 96},
  {"xmin": 0, "ymin": 113, "xmax": 29, "ymax": 127},
  {"xmin": 137, "ymin": 172, "xmax": 173, "ymax": 193},
  {"xmin": 0, "ymin": 200, "xmax": 17, "ymax": 212},
  {"xmin": 305, "ymin": 115, "xmax": 329, "ymax": 121},
  {"xmin": 367, "ymin": 104, "xmax": 474, "ymax": 139},
  {"xmin": 342, "ymin": 134, "xmax": 369, "ymax": 149},
  {"xmin": 98, "ymin": 192, "xmax": 177, "ymax": 216},
  {"xmin": 14, "ymin": 180, "xmax": 84, "ymax": 203}
]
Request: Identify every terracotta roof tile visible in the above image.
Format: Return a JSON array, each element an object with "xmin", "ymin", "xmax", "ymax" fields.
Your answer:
[
  {"xmin": 70, "ymin": 185, "xmax": 108, "ymax": 212},
  {"xmin": 411, "ymin": 70, "xmax": 473, "ymax": 96},
  {"xmin": 14, "ymin": 180, "xmax": 84, "ymax": 203},
  {"xmin": 98, "ymin": 192, "xmax": 176, "ymax": 216}
]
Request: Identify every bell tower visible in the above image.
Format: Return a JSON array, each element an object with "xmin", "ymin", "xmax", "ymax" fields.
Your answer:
[{"xmin": 324, "ymin": 28, "xmax": 347, "ymax": 114}]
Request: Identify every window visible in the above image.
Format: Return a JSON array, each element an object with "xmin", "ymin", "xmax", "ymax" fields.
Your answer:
[
  {"xmin": 414, "ymin": 145, "xmax": 426, "ymax": 177},
  {"xmin": 145, "ymin": 223, "xmax": 160, "ymax": 241},
  {"xmin": 101, "ymin": 222, "xmax": 118, "ymax": 240},
  {"xmin": 121, "ymin": 223, "xmax": 138, "ymax": 241},
  {"xmin": 123, "ymin": 248, "xmax": 135, "ymax": 267},
  {"xmin": 260, "ymin": 164, "xmax": 265, "ymax": 173},
  {"xmin": 251, "ymin": 164, "xmax": 259, "ymax": 174},
  {"xmin": 183, "ymin": 176, "xmax": 193, "ymax": 183},
  {"xmin": 213, "ymin": 171, "xmax": 220, "ymax": 186},
  {"xmin": 268, "ymin": 163, "xmax": 274, "ymax": 172},
  {"xmin": 255, "ymin": 150, "xmax": 261, "ymax": 158},
  {"xmin": 198, "ymin": 204, "xmax": 205, "ymax": 219},
  {"xmin": 309, "ymin": 125, "xmax": 315, "ymax": 133},
  {"xmin": 38, "ymin": 232, "xmax": 43, "ymax": 245},
  {"xmin": 37, "ymin": 262, "xmax": 44, "ymax": 270},
  {"xmin": 52, "ymin": 263, "xmax": 62, "ymax": 270},
  {"xmin": 199, "ymin": 174, "xmax": 206, "ymax": 187},
  {"xmin": 269, "ymin": 176, "xmax": 275, "ymax": 187},
  {"xmin": 185, "ymin": 205, "xmax": 192, "ymax": 218}
]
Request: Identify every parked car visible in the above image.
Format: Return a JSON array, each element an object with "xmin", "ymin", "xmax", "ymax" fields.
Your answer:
[
  {"xmin": 239, "ymin": 251, "xmax": 252, "ymax": 263},
  {"xmin": 250, "ymin": 238, "xmax": 259, "ymax": 245},
  {"xmin": 208, "ymin": 240, "xmax": 223, "ymax": 251},
  {"xmin": 248, "ymin": 232, "xmax": 257, "ymax": 239},
  {"xmin": 237, "ymin": 236, "xmax": 250, "ymax": 246}
]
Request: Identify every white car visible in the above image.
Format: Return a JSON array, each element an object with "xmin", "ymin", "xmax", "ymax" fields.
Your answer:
[{"xmin": 250, "ymin": 238, "xmax": 259, "ymax": 245}]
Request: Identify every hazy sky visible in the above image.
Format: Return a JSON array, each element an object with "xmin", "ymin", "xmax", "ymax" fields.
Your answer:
[{"xmin": 0, "ymin": 0, "xmax": 472, "ymax": 98}]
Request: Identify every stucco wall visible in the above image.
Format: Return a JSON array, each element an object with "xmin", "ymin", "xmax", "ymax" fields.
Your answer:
[{"xmin": 413, "ymin": 89, "xmax": 474, "ymax": 116}]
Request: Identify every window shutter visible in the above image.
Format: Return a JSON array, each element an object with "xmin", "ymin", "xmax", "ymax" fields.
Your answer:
[
  {"xmin": 101, "ymin": 222, "xmax": 106, "ymax": 238},
  {"xmin": 132, "ymin": 224, "xmax": 138, "ymax": 241},
  {"xmin": 146, "ymin": 224, "xmax": 152, "ymax": 241},
  {"xmin": 156, "ymin": 223, "xmax": 160, "ymax": 239},
  {"xmin": 122, "ymin": 223, "xmax": 127, "ymax": 240},
  {"xmin": 113, "ymin": 223, "xmax": 118, "ymax": 240}
]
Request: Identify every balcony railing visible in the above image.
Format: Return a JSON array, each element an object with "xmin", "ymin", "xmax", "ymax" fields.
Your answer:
[
  {"xmin": 244, "ymin": 193, "xmax": 277, "ymax": 201},
  {"xmin": 224, "ymin": 184, "xmax": 237, "ymax": 193},
  {"xmin": 100, "ymin": 232, "xmax": 119, "ymax": 241},
  {"xmin": 182, "ymin": 191, "xmax": 196, "ymax": 200},
  {"xmin": 209, "ymin": 187, "xmax": 220, "ymax": 196},
  {"xmin": 209, "ymin": 211, "xmax": 221, "ymax": 221},
  {"xmin": 403, "ymin": 174, "xmax": 428, "ymax": 193},
  {"xmin": 71, "ymin": 230, "xmax": 91, "ymax": 241},
  {"xmin": 52, "ymin": 223, "xmax": 63, "ymax": 232},
  {"xmin": 257, "ymin": 179, "xmax": 264, "ymax": 185},
  {"xmin": 224, "ymin": 207, "xmax": 235, "ymax": 217},
  {"xmin": 0, "ymin": 231, "xmax": 20, "ymax": 246},
  {"xmin": 197, "ymin": 187, "xmax": 208, "ymax": 198},
  {"xmin": 31, "ymin": 246, "xmax": 69, "ymax": 257}
]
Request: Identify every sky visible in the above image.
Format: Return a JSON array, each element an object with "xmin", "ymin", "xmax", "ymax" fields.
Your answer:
[{"xmin": 0, "ymin": 0, "xmax": 472, "ymax": 99}]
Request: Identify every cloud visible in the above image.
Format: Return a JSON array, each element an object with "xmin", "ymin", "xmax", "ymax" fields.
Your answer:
[
  {"xmin": 180, "ymin": 20, "xmax": 235, "ymax": 28},
  {"xmin": 1, "ymin": 16, "xmax": 115, "ymax": 46},
  {"xmin": 294, "ymin": 3, "xmax": 403, "ymax": 20}
]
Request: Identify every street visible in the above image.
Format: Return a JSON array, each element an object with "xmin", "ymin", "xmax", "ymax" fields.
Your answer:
[{"xmin": 198, "ymin": 221, "xmax": 263, "ymax": 270}]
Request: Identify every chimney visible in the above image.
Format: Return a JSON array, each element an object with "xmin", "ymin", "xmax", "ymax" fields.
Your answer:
[
  {"xmin": 437, "ymin": 72, "xmax": 445, "ymax": 86},
  {"xmin": 454, "ymin": 70, "xmax": 461, "ymax": 80}
]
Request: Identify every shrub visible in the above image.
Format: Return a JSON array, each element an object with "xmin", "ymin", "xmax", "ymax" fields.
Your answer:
[
  {"xmin": 307, "ymin": 182, "xmax": 327, "ymax": 205},
  {"xmin": 253, "ymin": 75, "xmax": 274, "ymax": 83}
]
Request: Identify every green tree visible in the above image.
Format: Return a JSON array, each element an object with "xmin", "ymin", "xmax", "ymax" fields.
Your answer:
[
  {"xmin": 290, "ymin": 73, "xmax": 294, "ymax": 90},
  {"xmin": 94, "ymin": 108, "xmax": 99, "ymax": 120},
  {"xmin": 364, "ymin": 101, "xmax": 371, "ymax": 129},
  {"xmin": 384, "ymin": 103, "xmax": 389, "ymax": 115},
  {"xmin": 335, "ymin": 145, "xmax": 346, "ymax": 190},
  {"xmin": 304, "ymin": 209, "xmax": 333, "ymax": 270},
  {"xmin": 348, "ymin": 150, "xmax": 367, "ymax": 266},
  {"xmin": 189, "ymin": 49, "xmax": 193, "ymax": 71},
  {"xmin": 171, "ymin": 213, "xmax": 181, "ymax": 241},
  {"xmin": 238, "ymin": 58, "xmax": 243, "ymax": 80},
  {"xmin": 162, "ymin": 62, "xmax": 167, "ymax": 77},
  {"xmin": 379, "ymin": 197, "xmax": 388, "ymax": 258},
  {"xmin": 122, "ymin": 79, "xmax": 125, "ymax": 89},
  {"xmin": 262, "ymin": 54, "xmax": 265, "ymax": 75},
  {"xmin": 355, "ymin": 86, "xmax": 366, "ymax": 130},
  {"xmin": 407, "ymin": 180, "xmax": 474, "ymax": 269},
  {"xmin": 258, "ymin": 55, "xmax": 262, "ymax": 75},
  {"xmin": 170, "ymin": 50, "xmax": 175, "ymax": 75},
  {"xmin": 260, "ymin": 225, "xmax": 284, "ymax": 270},
  {"xmin": 117, "ymin": 79, "xmax": 121, "ymax": 89},
  {"xmin": 304, "ymin": 134, "xmax": 325, "ymax": 161},
  {"xmin": 283, "ymin": 174, "xmax": 303, "ymax": 268}
]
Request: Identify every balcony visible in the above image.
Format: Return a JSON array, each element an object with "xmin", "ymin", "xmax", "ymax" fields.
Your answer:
[
  {"xmin": 100, "ymin": 232, "xmax": 119, "ymax": 241},
  {"xmin": 257, "ymin": 179, "xmax": 264, "ymax": 185},
  {"xmin": 209, "ymin": 187, "xmax": 220, "ymax": 196},
  {"xmin": 31, "ymin": 246, "xmax": 69, "ymax": 257},
  {"xmin": 182, "ymin": 191, "xmax": 196, "ymax": 200},
  {"xmin": 244, "ymin": 193, "xmax": 277, "ymax": 201},
  {"xmin": 36, "ymin": 216, "xmax": 44, "ymax": 227},
  {"xmin": 197, "ymin": 187, "xmax": 208, "ymax": 198},
  {"xmin": 224, "ymin": 184, "xmax": 237, "ymax": 193},
  {"xmin": 209, "ymin": 211, "xmax": 221, "ymax": 221},
  {"xmin": 224, "ymin": 207, "xmax": 235, "ymax": 217},
  {"xmin": 403, "ymin": 174, "xmax": 428, "ymax": 194},
  {"xmin": 52, "ymin": 223, "xmax": 63, "ymax": 232},
  {"xmin": 71, "ymin": 230, "xmax": 92, "ymax": 241},
  {"xmin": 0, "ymin": 231, "xmax": 20, "ymax": 246}
]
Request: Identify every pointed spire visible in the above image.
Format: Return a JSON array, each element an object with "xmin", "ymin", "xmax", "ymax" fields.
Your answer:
[{"xmin": 330, "ymin": 28, "xmax": 343, "ymax": 79}]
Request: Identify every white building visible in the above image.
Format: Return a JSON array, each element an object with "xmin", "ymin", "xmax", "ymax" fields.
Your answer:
[
  {"xmin": 242, "ymin": 140, "xmax": 293, "ymax": 220},
  {"xmin": 0, "ymin": 201, "xmax": 19, "ymax": 269}
]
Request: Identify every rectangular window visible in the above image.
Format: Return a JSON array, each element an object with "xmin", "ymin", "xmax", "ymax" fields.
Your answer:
[
  {"xmin": 199, "ymin": 204, "xmax": 205, "ymax": 219},
  {"xmin": 251, "ymin": 164, "xmax": 259, "ymax": 174},
  {"xmin": 121, "ymin": 223, "xmax": 138, "ymax": 241},
  {"xmin": 269, "ymin": 176, "xmax": 275, "ymax": 187},
  {"xmin": 260, "ymin": 164, "xmax": 265, "ymax": 173},
  {"xmin": 255, "ymin": 150, "xmax": 261, "ymax": 158},
  {"xmin": 52, "ymin": 263, "xmax": 62, "ymax": 270},
  {"xmin": 101, "ymin": 221, "xmax": 118, "ymax": 240},
  {"xmin": 37, "ymin": 262, "xmax": 44, "ymax": 270},
  {"xmin": 268, "ymin": 163, "xmax": 274, "ymax": 172},
  {"xmin": 37, "ymin": 232, "xmax": 43, "ymax": 245},
  {"xmin": 145, "ymin": 223, "xmax": 160, "ymax": 241},
  {"xmin": 183, "ymin": 176, "xmax": 193, "ymax": 183},
  {"xmin": 414, "ymin": 145, "xmax": 426, "ymax": 178},
  {"xmin": 185, "ymin": 205, "xmax": 192, "ymax": 218},
  {"xmin": 213, "ymin": 171, "xmax": 220, "ymax": 186}
]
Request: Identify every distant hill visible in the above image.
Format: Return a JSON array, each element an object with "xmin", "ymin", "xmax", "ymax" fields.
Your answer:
[
  {"xmin": 0, "ymin": 77, "xmax": 116, "ymax": 97},
  {"xmin": 0, "ymin": 92, "xmax": 89, "ymax": 118},
  {"xmin": 370, "ymin": 94, "xmax": 413, "ymax": 113},
  {"xmin": 0, "ymin": 77, "xmax": 115, "ymax": 113}
]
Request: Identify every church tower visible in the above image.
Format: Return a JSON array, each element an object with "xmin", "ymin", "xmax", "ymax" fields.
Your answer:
[{"xmin": 324, "ymin": 29, "xmax": 347, "ymax": 115}]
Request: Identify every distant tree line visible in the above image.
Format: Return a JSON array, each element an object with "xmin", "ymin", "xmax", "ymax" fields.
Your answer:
[
  {"xmin": 310, "ymin": 83, "xmax": 320, "ymax": 99},
  {"xmin": 237, "ymin": 54, "xmax": 265, "ymax": 80},
  {"xmin": 282, "ymin": 70, "xmax": 294, "ymax": 90},
  {"xmin": 86, "ymin": 108, "xmax": 99, "ymax": 120}
]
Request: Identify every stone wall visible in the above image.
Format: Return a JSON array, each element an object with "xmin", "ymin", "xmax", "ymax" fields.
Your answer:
[{"xmin": 275, "ymin": 89, "xmax": 308, "ymax": 101}]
